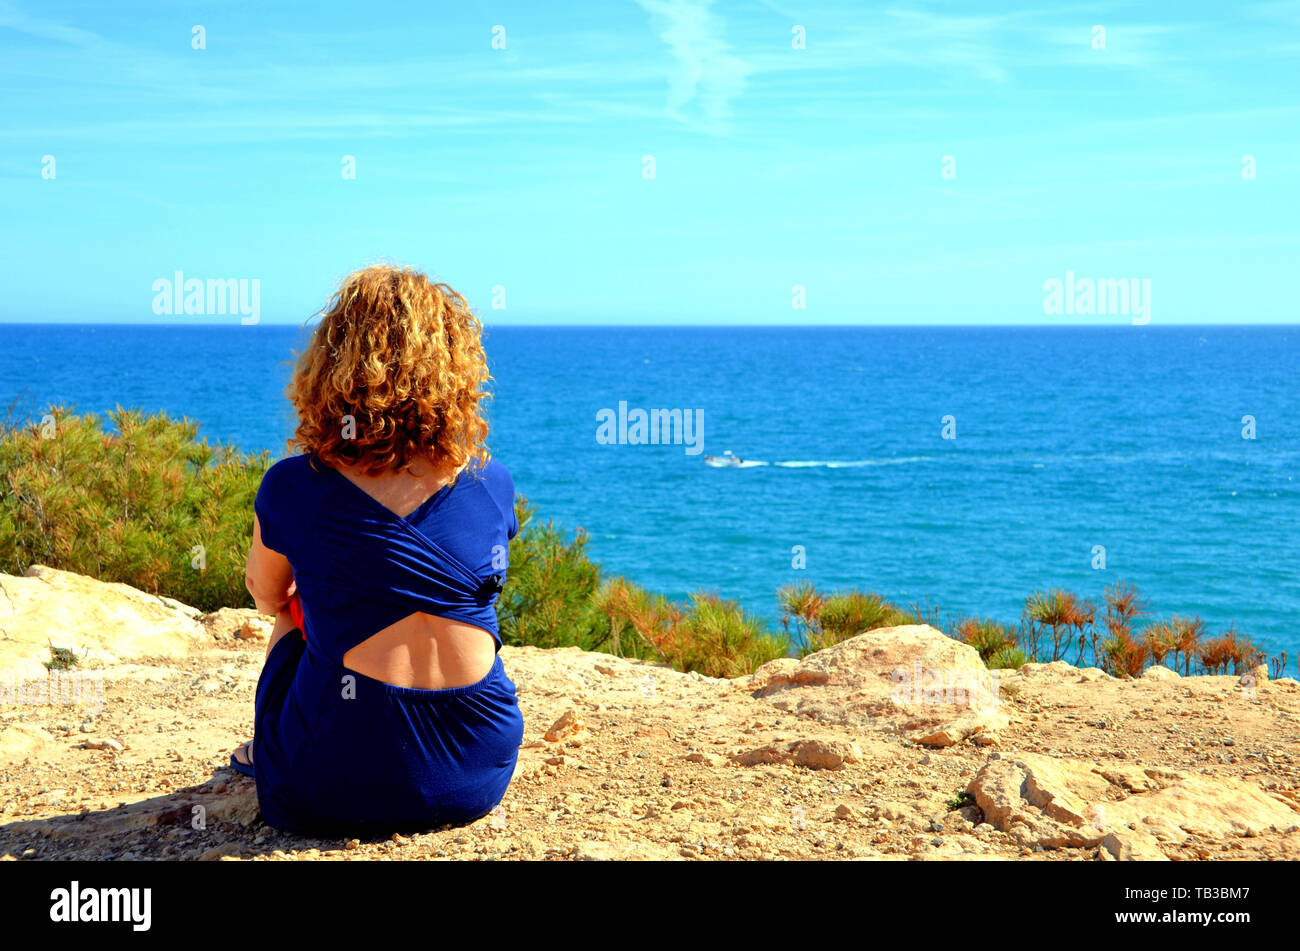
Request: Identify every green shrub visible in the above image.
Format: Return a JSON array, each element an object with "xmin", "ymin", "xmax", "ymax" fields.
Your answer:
[
  {"xmin": 593, "ymin": 576, "xmax": 680, "ymax": 662},
  {"xmin": 0, "ymin": 405, "xmax": 268, "ymax": 611},
  {"xmin": 776, "ymin": 579, "xmax": 824, "ymax": 648},
  {"xmin": 1023, "ymin": 589, "xmax": 1096, "ymax": 663},
  {"xmin": 587, "ymin": 579, "xmax": 784, "ymax": 677},
  {"xmin": 498, "ymin": 510, "xmax": 784, "ymax": 676},
  {"xmin": 673, "ymin": 592, "xmax": 788, "ymax": 678},
  {"xmin": 777, "ymin": 582, "xmax": 914, "ymax": 656},
  {"xmin": 946, "ymin": 789, "xmax": 976, "ymax": 811},
  {"xmin": 985, "ymin": 645, "xmax": 1028, "ymax": 670},
  {"xmin": 44, "ymin": 644, "xmax": 83, "ymax": 671},
  {"xmin": 495, "ymin": 495, "xmax": 610, "ymax": 651},
  {"xmin": 952, "ymin": 616, "xmax": 1017, "ymax": 663},
  {"xmin": 821, "ymin": 589, "xmax": 911, "ymax": 641}
]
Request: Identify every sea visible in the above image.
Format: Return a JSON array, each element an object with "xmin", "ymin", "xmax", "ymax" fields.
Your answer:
[{"xmin": 1, "ymin": 323, "xmax": 1297, "ymax": 662}]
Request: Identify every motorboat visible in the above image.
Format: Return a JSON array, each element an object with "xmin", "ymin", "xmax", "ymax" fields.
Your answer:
[{"xmin": 704, "ymin": 449, "xmax": 745, "ymax": 467}]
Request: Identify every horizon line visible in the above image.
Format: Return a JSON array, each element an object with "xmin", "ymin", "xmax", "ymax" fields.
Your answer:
[{"xmin": 2, "ymin": 321, "xmax": 1297, "ymax": 330}]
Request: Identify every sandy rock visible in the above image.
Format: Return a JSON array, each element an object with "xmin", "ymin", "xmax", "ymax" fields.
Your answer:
[
  {"xmin": 731, "ymin": 738, "xmax": 862, "ymax": 770},
  {"xmin": 0, "ymin": 723, "xmax": 57, "ymax": 764},
  {"xmin": 544, "ymin": 709, "xmax": 585, "ymax": 742},
  {"xmin": 968, "ymin": 753, "xmax": 1300, "ymax": 859},
  {"xmin": 1099, "ymin": 829, "xmax": 1167, "ymax": 861},
  {"xmin": 1142, "ymin": 666, "xmax": 1181, "ymax": 681},
  {"xmin": 1017, "ymin": 660, "xmax": 1077, "ymax": 678},
  {"xmin": 914, "ymin": 710, "xmax": 1010, "ymax": 748},
  {"xmin": 200, "ymin": 607, "xmax": 272, "ymax": 642},
  {"xmin": 790, "ymin": 739, "xmax": 862, "ymax": 769},
  {"xmin": 969, "ymin": 754, "xmax": 1106, "ymax": 838},
  {"xmin": 744, "ymin": 626, "xmax": 999, "ymax": 737},
  {"xmin": 158, "ymin": 595, "xmax": 204, "ymax": 619},
  {"xmin": 0, "ymin": 565, "xmax": 206, "ymax": 680}
]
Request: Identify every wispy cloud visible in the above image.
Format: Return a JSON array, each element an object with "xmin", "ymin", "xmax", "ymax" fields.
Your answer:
[
  {"xmin": 752, "ymin": 0, "xmax": 802, "ymax": 19},
  {"xmin": 876, "ymin": 7, "xmax": 1017, "ymax": 82},
  {"xmin": 634, "ymin": 0, "xmax": 753, "ymax": 131},
  {"xmin": 0, "ymin": 0, "xmax": 112, "ymax": 48}
]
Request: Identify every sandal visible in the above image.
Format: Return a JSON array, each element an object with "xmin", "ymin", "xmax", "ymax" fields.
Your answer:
[{"xmin": 229, "ymin": 739, "xmax": 255, "ymax": 778}]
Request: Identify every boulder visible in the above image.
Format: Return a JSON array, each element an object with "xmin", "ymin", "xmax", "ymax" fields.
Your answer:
[
  {"xmin": 1142, "ymin": 665, "xmax": 1181, "ymax": 681},
  {"xmin": 914, "ymin": 710, "xmax": 1010, "ymax": 748},
  {"xmin": 200, "ymin": 607, "xmax": 272, "ymax": 642},
  {"xmin": 0, "ymin": 723, "xmax": 57, "ymax": 765},
  {"xmin": 744, "ymin": 626, "xmax": 1003, "ymax": 737},
  {"xmin": 1018, "ymin": 660, "xmax": 1078, "ymax": 678},
  {"xmin": 544, "ymin": 710, "xmax": 585, "ymax": 742},
  {"xmin": 967, "ymin": 753, "xmax": 1300, "ymax": 860},
  {"xmin": 0, "ymin": 566, "xmax": 206, "ymax": 681},
  {"xmin": 158, "ymin": 595, "xmax": 203, "ymax": 619},
  {"xmin": 730, "ymin": 738, "xmax": 862, "ymax": 770}
]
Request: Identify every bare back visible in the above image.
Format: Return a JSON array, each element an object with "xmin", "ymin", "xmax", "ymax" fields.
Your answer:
[{"xmin": 330, "ymin": 459, "xmax": 498, "ymax": 689}]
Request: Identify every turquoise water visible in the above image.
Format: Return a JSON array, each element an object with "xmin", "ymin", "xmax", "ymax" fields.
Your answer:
[{"xmin": 2, "ymin": 323, "xmax": 1297, "ymax": 661}]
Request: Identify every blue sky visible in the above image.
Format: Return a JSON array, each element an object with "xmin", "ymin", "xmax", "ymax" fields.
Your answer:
[{"xmin": 1, "ymin": 0, "xmax": 1297, "ymax": 325}]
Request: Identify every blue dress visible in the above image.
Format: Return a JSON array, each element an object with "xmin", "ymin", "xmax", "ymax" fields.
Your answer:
[{"xmin": 249, "ymin": 452, "xmax": 525, "ymax": 836}]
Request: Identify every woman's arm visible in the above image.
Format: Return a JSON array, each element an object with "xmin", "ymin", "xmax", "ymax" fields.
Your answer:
[{"xmin": 245, "ymin": 513, "xmax": 296, "ymax": 616}]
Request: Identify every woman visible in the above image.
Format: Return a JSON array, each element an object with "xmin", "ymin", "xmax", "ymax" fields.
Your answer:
[{"xmin": 233, "ymin": 264, "xmax": 525, "ymax": 836}]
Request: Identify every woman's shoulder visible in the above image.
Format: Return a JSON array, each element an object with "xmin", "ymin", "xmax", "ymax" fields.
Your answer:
[
  {"xmin": 464, "ymin": 456, "xmax": 516, "ymax": 535},
  {"xmin": 263, "ymin": 451, "xmax": 319, "ymax": 481},
  {"xmin": 462, "ymin": 455, "xmax": 514, "ymax": 502},
  {"xmin": 457, "ymin": 452, "xmax": 512, "ymax": 511},
  {"xmin": 253, "ymin": 453, "xmax": 322, "ymax": 551},
  {"xmin": 257, "ymin": 452, "xmax": 325, "ymax": 501}
]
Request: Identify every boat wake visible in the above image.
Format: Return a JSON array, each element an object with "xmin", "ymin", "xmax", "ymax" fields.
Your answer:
[
  {"xmin": 705, "ymin": 456, "xmax": 936, "ymax": 469},
  {"xmin": 773, "ymin": 457, "xmax": 936, "ymax": 468}
]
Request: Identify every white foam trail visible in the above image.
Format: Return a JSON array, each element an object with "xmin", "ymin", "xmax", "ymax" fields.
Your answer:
[
  {"xmin": 775, "ymin": 456, "xmax": 935, "ymax": 468},
  {"xmin": 710, "ymin": 456, "xmax": 936, "ymax": 469}
]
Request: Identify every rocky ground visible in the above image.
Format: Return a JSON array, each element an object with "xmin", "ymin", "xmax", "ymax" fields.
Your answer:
[{"xmin": 1, "ymin": 566, "xmax": 1298, "ymax": 861}]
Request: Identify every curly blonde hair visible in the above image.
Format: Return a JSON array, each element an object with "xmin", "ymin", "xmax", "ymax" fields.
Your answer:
[{"xmin": 286, "ymin": 264, "xmax": 492, "ymax": 477}]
